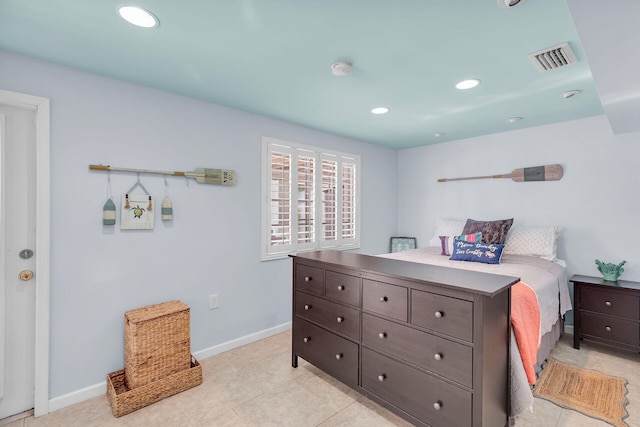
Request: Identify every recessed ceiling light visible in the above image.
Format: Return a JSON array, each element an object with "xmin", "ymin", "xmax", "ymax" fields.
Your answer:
[
  {"xmin": 455, "ymin": 79, "xmax": 480, "ymax": 90},
  {"xmin": 371, "ymin": 107, "xmax": 389, "ymax": 115},
  {"xmin": 561, "ymin": 90, "xmax": 581, "ymax": 99},
  {"xmin": 118, "ymin": 6, "xmax": 158, "ymax": 28},
  {"xmin": 433, "ymin": 132, "xmax": 445, "ymax": 137},
  {"xmin": 507, "ymin": 117, "xmax": 523, "ymax": 123}
]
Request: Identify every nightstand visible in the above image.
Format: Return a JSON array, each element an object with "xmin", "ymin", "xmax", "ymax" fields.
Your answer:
[{"xmin": 571, "ymin": 274, "xmax": 640, "ymax": 352}]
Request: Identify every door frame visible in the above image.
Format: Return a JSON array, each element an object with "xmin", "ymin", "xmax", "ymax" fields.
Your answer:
[{"xmin": 0, "ymin": 89, "xmax": 50, "ymax": 417}]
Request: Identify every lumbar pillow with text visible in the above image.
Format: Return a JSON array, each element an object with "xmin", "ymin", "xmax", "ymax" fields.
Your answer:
[
  {"xmin": 439, "ymin": 232, "xmax": 482, "ymax": 256},
  {"xmin": 449, "ymin": 239, "xmax": 505, "ymax": 264}
]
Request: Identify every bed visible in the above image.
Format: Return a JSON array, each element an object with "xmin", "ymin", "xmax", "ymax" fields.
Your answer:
[{"xmin": 379, "ymin": 221, "xmax": 572, "ymax": 420}]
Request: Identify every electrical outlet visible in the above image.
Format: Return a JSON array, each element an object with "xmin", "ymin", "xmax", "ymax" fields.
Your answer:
[{"xmin": 209, "ymin": 294, "xmax": 219, "ymax": 309}]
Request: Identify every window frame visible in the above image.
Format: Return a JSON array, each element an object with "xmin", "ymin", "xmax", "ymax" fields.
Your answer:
[{"xmin": 261, "ymin": 136, "xmax": 361, "ymax": 261}]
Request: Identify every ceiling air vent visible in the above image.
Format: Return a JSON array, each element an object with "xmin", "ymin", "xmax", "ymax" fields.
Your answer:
[{"xmin": 528, "ymin": 42, "xmax": 577, "ymax": 72}]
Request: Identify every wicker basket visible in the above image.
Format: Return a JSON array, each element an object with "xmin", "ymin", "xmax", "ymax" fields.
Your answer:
[
  {"xmin": 124, "ymin": 300, "xmax": 191, "ymax": 389},
  {"xmin": 107, "ymin": 356, "xmax": 202, "ymax": 417}
]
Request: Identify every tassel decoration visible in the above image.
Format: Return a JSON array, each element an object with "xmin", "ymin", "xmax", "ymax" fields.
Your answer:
[
  {"xmin": 147, "ymin": 195, "xmax": 153, "ymax": 211},
  {"xmin": 124, "ymin": 194, "xmax": 130, "ymax": 209},
  {"xmin": 161, "ymin": 196, "xmax": 173, "ymax": 221},
  {"xmin": 103, "ymin": 198, "xmax": 116, "ymax": 225}
]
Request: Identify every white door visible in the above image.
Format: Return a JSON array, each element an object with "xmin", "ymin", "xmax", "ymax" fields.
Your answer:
[{"xmin": 0, "ymin": 103, "xmax": 37, "ymax": 419}]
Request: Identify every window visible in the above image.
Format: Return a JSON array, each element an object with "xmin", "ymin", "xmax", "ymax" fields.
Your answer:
[{"xmin": 262, "ymin": 137, "xmax": 361, "ymax": 260}]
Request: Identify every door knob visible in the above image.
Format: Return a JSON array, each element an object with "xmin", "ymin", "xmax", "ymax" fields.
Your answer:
[{"xmin": 19, "ymin": 270, "xmax": 34, "ymax": 281}]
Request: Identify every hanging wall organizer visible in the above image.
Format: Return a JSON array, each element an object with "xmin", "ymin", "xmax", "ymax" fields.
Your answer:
[
  {"xmin": 90, "ymin": 164, "xmax": 236, "ymax": 227},
  {"xmin": 89, "ymin": 164, "xmax": 237, "ymax": 185}
]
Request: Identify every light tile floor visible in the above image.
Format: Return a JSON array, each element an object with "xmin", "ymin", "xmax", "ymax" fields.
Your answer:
[{"xmin": 2, "ymin": 331, "xmax": 637, "ymax": 427}]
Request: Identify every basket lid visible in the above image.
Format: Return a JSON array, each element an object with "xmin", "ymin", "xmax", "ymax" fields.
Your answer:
[{"xmin": 125, "ymin": 300, "xmax": 189, "ymax": 324}]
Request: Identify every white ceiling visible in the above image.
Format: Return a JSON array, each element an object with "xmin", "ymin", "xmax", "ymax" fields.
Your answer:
[{"xmin": 1, "ymin": 0, "xmax": 631, "ymax": 149}]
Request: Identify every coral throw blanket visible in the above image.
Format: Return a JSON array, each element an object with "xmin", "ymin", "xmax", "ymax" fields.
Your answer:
[{"xmin": 511, "ymin": 282, "xmax": 541, "ymax": 385}]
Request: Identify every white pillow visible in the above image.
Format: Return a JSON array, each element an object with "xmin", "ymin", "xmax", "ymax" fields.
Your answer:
[
  {"xmin": 504, "ymin": 226, "xmax": 560, "ymax": 261},
  {"xmin": 429, "ymin": 218, "xmax": 466, "ymax": 247}
]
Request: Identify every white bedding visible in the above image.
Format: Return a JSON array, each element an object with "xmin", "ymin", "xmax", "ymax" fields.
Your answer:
[{"xmin": 380, "ymin": 247, "xmax": 572, "ymax": 335}]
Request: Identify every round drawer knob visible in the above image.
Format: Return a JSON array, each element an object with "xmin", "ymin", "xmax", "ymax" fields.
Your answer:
[
  {"xmin": 434, "ymin": 353, "xmax": 443, "ymax": 361},
  {"xmin": 434, "ymin": 311, "xmax": 444, "ymax": 318},
  {"xmin": 337, "ymin": 316, "xmax": 344, "ymax": 323},
  {"xmin": 338, "ymin": 285, "xmax": 345, "ymax": 291},
  {"xmin": 335, "ymin": 353, "xmax": 343, "ymax": 360},
  {"xmin": 379, "ymin": 296, "xmax": 388, "ymax": 303},
  {"xmin": 378, "ymin": 332, "xmax": 387, "ymax": 339},
  {"xmin": 605, "ymin": 326, "xmax": 612, "ymax": 332},
  {"xmin": 378, "ymin": 374, "xmax": 386, "ymax": 382},
  {"xmin": 304, "ymin": 276, "xmax": 312, "ymax": 282},
  {"xmin": 304, "ymin": 304, "xmax": 311, "ymax": 311},
  {"xmin": 433, "ymin": 401, "xmax": 442, "ymax": 411},
  {"xmin": 605, "ymin": 301, "xmax": 612, "ymax": 307},
  {"xmin": 303, "ymin": 337, "xmax": 310, "ymax": 343}
]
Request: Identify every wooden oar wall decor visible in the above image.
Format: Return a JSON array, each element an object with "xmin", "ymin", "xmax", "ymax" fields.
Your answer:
[
  {"xmin": 438, "ymin": 164, "xmax": 563, "ymax": 183},
  {"xmin": 89, "ymin": 164, "xmax": 237, "ymax": 185}
]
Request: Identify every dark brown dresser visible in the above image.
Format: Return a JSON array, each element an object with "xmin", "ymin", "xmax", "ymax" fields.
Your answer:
[
  {"xmin": 571, "ymin": 274, "xmax": 640, "ymax": 352},
  {"xmin": 291, "ymin": 250, "xmax": 519, "ymax": 427}
]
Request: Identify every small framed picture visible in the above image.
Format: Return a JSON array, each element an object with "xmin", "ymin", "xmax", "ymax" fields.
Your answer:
[{"xmin": 390, "ymin": 237, "xmax": 417, "ymax": 253}]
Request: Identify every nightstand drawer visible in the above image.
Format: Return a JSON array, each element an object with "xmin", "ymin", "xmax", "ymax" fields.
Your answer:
[
  {"xmin": 295, "ymin": 292, "xmax": 360, "ymax": 340},
  {"xmin": 411, "ymin": 289, "xmax": 474, "ymax": 342},
  {"xmin": 362, "ymin": 313, "xmax": 473, "ymax": 388},
  {"xmin": 325, "ymin": 271, "xmax": 361, "ymax": 307},
  {"xmin": 362, "ymin": 348, "xmax": 471, "ymax": 427},
  {"xmin": 363, "ymin": 279, "xmax": 408, "ymax": 322},
  {"xmin": 581, "ymin": 288, "xmax": 639, "ymax": 320},
  {"xmin": 295, "ymin": 264, "xmax": 324, "ymax": 295},
  {"xmin": 580, "ymin": 311, "xmax": 640, "ymax": 346}
]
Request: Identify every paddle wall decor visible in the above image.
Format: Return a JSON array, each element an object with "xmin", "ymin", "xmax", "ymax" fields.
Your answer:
[{"xmin": 438, "ymin": 164, "xmax": 563, "ymax": 183}]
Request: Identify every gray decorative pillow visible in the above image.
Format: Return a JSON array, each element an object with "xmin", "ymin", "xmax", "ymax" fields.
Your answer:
[{"xmin": 462, "ymin": 218, "xmax": 514, "ymax": 245}]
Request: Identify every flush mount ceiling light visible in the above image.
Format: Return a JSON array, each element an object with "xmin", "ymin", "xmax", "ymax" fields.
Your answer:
[
  {"xmin": 371, "ymin": 107, "xmax": 389, "ymax": 115},
  {"xmin": 497, "ymin": 0, "xmax": 526, "ymax": 8},
  {"xmin": 561, "ymin": 90, "xmax": 581, "ymax": 99},
  {"xmin": 507, "ymin": 117, "xmax": 523, "ymax": 123},
  {"xmin": 118, "ymin": 6, "xmax": 158, "ymax": 28},
  {"xmin": 331, "ymin": 61, "xmax": 352, "ymax": 77},
  {"xmin": 455, "ymin": 79, "xmax": 480, "ymax": 90}
]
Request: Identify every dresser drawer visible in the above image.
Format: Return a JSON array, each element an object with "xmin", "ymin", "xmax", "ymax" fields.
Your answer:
[
  {"xmin": 580, "ymin": 311, "xmax": 640, "ymax": 346},
  {"xmin": 295, "ymin": 264, "xmax": 324, "ymax": 296},
  {"xmin": 363, "ymin": 279, "xmax": 408, "ymax": 322},
  {"xmin": 580, "ymin": 288, "xmax": 639, "ymax": 320},
  {"xmin": 295, "ymin": 292, "xmax": 360, "ymax": 341},
  {"xmin": 293, "ymin": 319, "xmax": 359, "ymax": 387},
  {"xmin": 362, "ymin": 348, "xmax": 471, "ymax": 427},
  {"xmin": 411, "ymin": 289, "xmax": 473, "ymax": 342},
  {"xmin": 362, "ymin": 313, "xmax": 472, "ymax": 388},
  {"xmin": 325, "ymin": 270, "xmax": 361, "ymax": 307}
]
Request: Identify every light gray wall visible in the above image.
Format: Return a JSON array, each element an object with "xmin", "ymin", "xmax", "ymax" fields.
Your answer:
[
  {"xmin": 397, "ymin": 114, "xmax": 640, "ymax": 323},
  {"xmin": 0, "ymin": 50, "xmax": 398, "ymax": 398}
]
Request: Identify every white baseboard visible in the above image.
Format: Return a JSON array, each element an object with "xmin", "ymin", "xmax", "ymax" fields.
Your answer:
[
  {"xmin": 564, "ymin": 324, "xmax": 574, "ymax": 335},
  {"xmin": 46, "ymin": 322, "xmax": 292, "ymax": 414},
  {"xmin": 48, "ymin": 382, "xmax": 106, "ymax": 413},
  {"xmin": 192, "ymin": 322, "xmax": 292, "ymax": 361}
]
